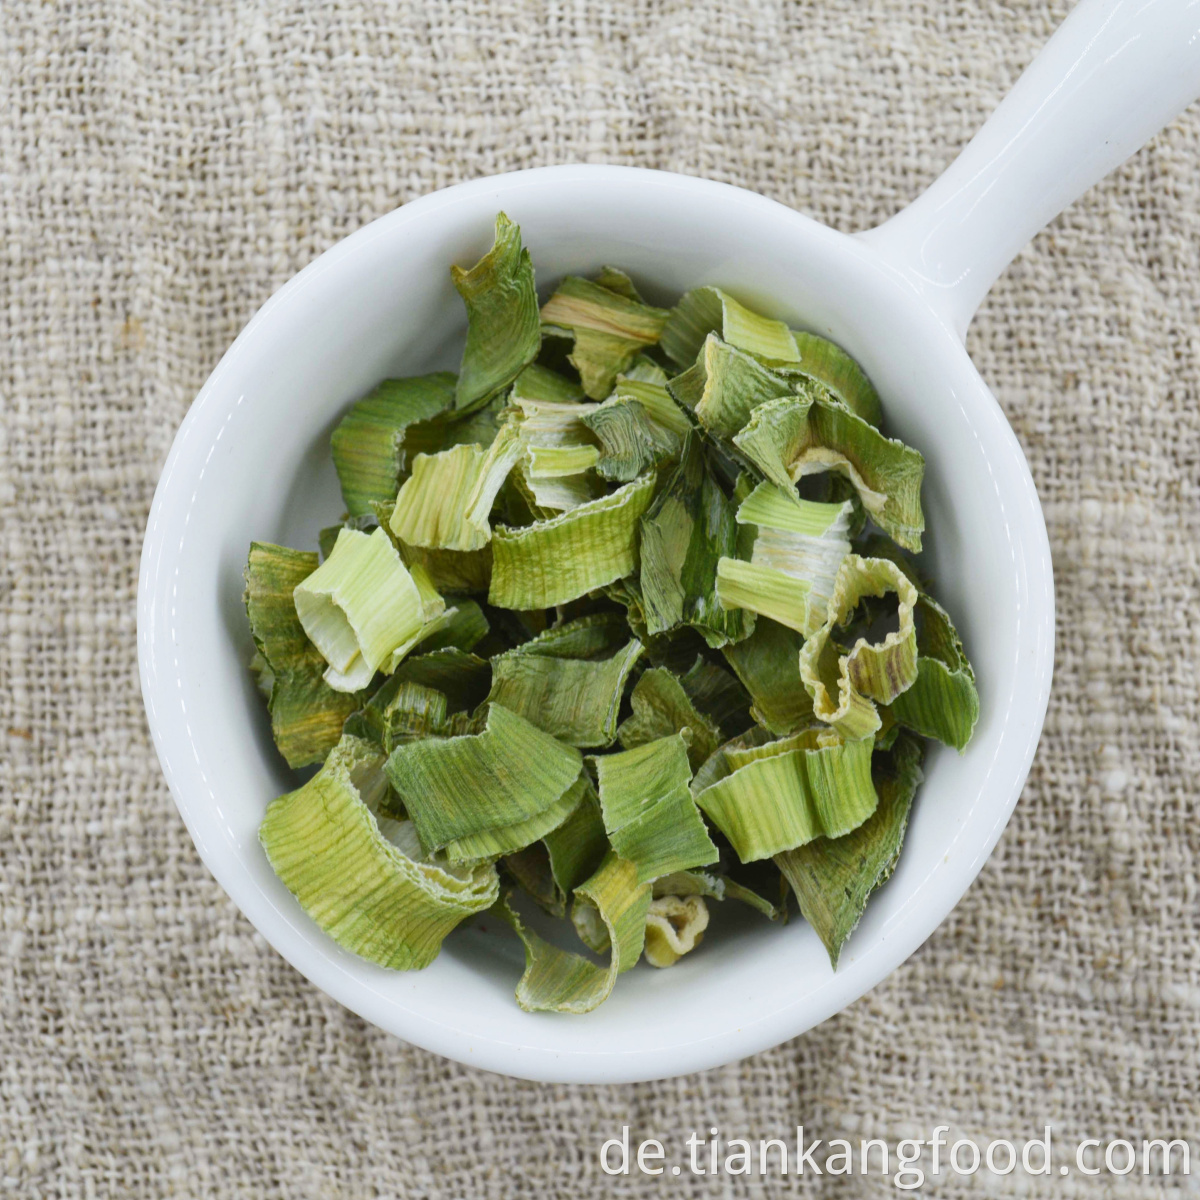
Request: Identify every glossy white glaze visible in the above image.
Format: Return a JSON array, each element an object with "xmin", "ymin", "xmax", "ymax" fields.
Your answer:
[{"xmin": 137, "ymin": 0, "xmax": 1199, "ymax": 1082}]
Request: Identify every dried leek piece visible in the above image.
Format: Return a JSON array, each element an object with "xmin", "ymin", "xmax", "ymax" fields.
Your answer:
[
  {"xmin": 453, "ymin": 212, "xmax": 540, "ymax": 413},
  {"xmin": 581, "ymin": 377, "xmax": 690, "ymax": 482},
  {"xmin": 661, "ymin": 285, "xmax": 800, "ymax": 367},
  {"xmin": 489, "ymin": 472, "xmax": 656, "ymax": 608},
  {"xmin": 385, "ymin": 703, "xmax": 582, "ymax": 856},
  {"xmin": 485, "ymin": 637, "xmax": 643, "ymax": 747},
  {"xmin": 890, "ymin": 595, "xmax": 979, "ymax": 750},
  {"xmin": 799, "ymin": 555, "xmax": 919, "ymax": 741},
  {"xmin": 590, "ymin": 734, "xmax": 717, "ymax": 884},
  {"xmin": 259, "ymin": 735, "xmax": 498, "ymax": 969},
  {"xmin": 244, "ymin": 542, "xmax": 361, "ymax": 767},
  {"xmin": 539, "ymin": 276, "xmax": 670, "ymax": 399},
  {"xmin": 721, "ymin": 617, "xmax": 814, "ymax": 735},
  {"xmin": 651, "ymin": 868, "xmax": 786, "ymax": 922},
  {"xmin": 695, "ymin": 728, "xmax": 877, "ymax": 862},
  {"xmin": 343, "ymin": 679, "xmax": 449, "ymax": 754},
  {"xmin": 396, "ymin": 541, "xmax": 493, "ymax": 594},
  {"xmin": 388, "ymin": 423, "xmax": 522, "ymax": 552},
  {"xmin": 639, "ymin": 433, "xmax": 753, "ymax": 648},
  {"xmin": 776, "ymin": 733, "xmax": 924, "ymax": 966},
  {"xmin": 503, "ymin": 843, "xmax": 566, "ymax": 917},
  {"xmin": 511, "ymin": 362, "xmax": 586, "ymax": 404},
  {"xmin": 293, "ymin": 526, "xmax": 431, "ymax": 692},
  {"xmin": 787, "ymin": 331, "xmax": 883, "ymax": 427},
  {"xmin": 678, "ymin": 656, "xmax": 752, "ymax": 735},
  {"xmin": 494, "ymin": 853, "xmax": 651, "ymax": 1013},
  {"xmin": 513, "ymin": 396, "xmax": 601, "ymax": 479},
  {"xmin": 643, "ymin": 894, "xmax": 709, "ymax": 967},
  {"xmin": 617, "ymin": 666, "xmax": 721, "ymax": 771},
  {"xmin": 331, "ymin": 373, "xmax": 457, "ymax": 516},
  {"xmin": 443, "ymin": 770, "xmax": 588, "ymax": 865},
  {"xmin": 687, "ymin": 335, "xmax": 794, "ymax": 439},
  {"xmin": 543, "ymin": 776, "xmax": 608, "ymax": 895},
  {"xmin": 391, "ymin": 647, "xmax": 491, "ymax": 713},
  {"xmin": 716, "ymin": 481, "xmax": 853, "ymax": 638},
  {"xmin": 731, "ymin": 391, "xmax": 815, "ymax": 494},
  {"xmin": 249, "ymin": 218, "xmax": 980, "ymax": 1004},
  {"xmin": 736, "ymin": 393, "xmax": 925, "ymax": 552}
]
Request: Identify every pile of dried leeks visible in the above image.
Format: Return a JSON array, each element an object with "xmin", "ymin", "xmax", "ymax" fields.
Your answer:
[{"xmin": 245, "ymin": 214, "xmax": 978, "ymax": 1013}]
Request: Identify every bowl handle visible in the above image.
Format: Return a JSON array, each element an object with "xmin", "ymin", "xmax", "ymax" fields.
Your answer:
[{"xmin": 858, "ymin": 0, "xmax": 1200, "ymax": 339}]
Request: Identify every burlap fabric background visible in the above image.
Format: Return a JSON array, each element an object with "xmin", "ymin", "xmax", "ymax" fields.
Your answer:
[{"xmin": 3, "ymin": 1, "xmax": 1198, "ymax": 1195}]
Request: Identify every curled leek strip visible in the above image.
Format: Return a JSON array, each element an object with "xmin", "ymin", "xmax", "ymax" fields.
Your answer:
[
  {"xmin": 385, "ymin": 702, "xmax": 582, "ymax": 858},
  {"xmin": 617, "ymin": 666, "xmax": 722, "ymax": 771},
  {"xmin": 890, "ymin": 595, "xmax": 980, "ymax": 751},
  {"xmin": 244, "ymin": 542, "xmax": 361, "ymax": 768},
  {"xmin": 643, "ymin": 895, "xmax": 709, "ymax": 968},
  {"xmin": 539, "ymin": 274, "xmax": 670, "ymax": 400},
  {"xmin": 388, "ymin": 422, "xmax": 522, "ymax": 552},
  {"xmin": 330, "ymin": 372, "xmax": 456, "ymax": 517},
  {"xmin": 293, "ymin": 526, "xmax": 432, "ymax": 692},
  {"xmin": 259, "ymin": 735, "xmax": 499, "ymax": 969},
  {"xmin": 488, "ymin": 472, "xmax": 656, "ymax": 608},
  {"xmin": 715, "ymin": 480, "xmax": 853, "ymax": 639},
  {"xmin": 776, "ymin": 733, "xmax": 924, "ymax": 967},
  {"xmin": 799, "ymin": 554, "xmax": 920, "ymax": 741},
  {"xmin": 494, "ymin": 852, "xmax": 651, "ymax": 1013},
  {"xmin": 453, "ymin": 212, "xmax": 541, "ymax": 413},
  {"xmin": 639, "ymin": 432, "xmax": 753, "ymax": 648},
  {"xmin": 660, "ymin": 285, "xmax": 801, "ymax": 368},
  {"xmin": 590, "ymin": 733, "xmax": 718, "ymax": 884},
  {"xmin": 694, "ymin": 729, "xmax": 878, "ymax": 862}
]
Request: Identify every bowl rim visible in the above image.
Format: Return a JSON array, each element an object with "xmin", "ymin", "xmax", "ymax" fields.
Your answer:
[{"xmin": 138, "ymin": 163, "xmax": 1055, "ymax": 1082}]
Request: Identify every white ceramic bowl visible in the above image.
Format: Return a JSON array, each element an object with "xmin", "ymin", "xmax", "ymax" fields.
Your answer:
[{"xmin": 138, "ymin": 0, "xmax": 1198, "ymax": 1082}]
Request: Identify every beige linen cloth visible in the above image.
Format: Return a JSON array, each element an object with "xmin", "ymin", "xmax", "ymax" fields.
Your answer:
[{"xmin": 2, "ymin": 1, "xmax": 1198, "ymax": 1195}]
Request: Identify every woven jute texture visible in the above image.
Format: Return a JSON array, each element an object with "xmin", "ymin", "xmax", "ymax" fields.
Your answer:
[{"xmin": 3, "ymin": 1, "xmax": 1199, "ymax": 1195}]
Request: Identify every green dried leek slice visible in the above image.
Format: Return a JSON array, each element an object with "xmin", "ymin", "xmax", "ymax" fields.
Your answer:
[
  {"xmin": 617, "ymin": 666, "xmax": 721, "ymax": 770},
  {"xmin": 293, "ymin": 526, "xmax": 431, "ymax": 692},
  {"xmin": 485, "ymin": 637, "xmax": 643, "ymax": 747},
  {"xmin": 638, "ymin": 433, "xmax": 753, "ymax": 648},
  {"xmin": 513, "ymin": 396, "xmax": 601, "ymax": 479},
  {"xmin": 539, "ymin": 276, "xmax": 670, "ymax": 399},
  {"xmin": 720, "ymin": 616, "xmax": 814, "ymax": 735},
  {"xmin": 543, "ymin": 777, "xmax": 609, "ymax": 895},
  {"xmin": 453, "ymin": 212, "xmax": 540, "ymax": 413},
  {"xmin": 776, "ymin": 733, "xmax": 923, "ymax": 966},
  {"xmin": 388, "ymin": 423, "xmax": 522, "ymax": 552},
  {"xmin": 511, "ymin": 363, "xmax": 585, "ymax": 404},
  {"xmin": 687, "ymin": 334, "xmax": 794, "ymax": 439},
  {"xmin": 660, "ymin": 286, "xmax": 800, "ymax": 367},
  {"xmin": 259, "ymin": 735, "xmax": 498, "ymax": 969},
  {"xmin": 736, "ymin": 393, "xmax": 925, "ymax": 552},
  {"xmin": 444, "ymin": 770, "xmax": 588, "ymax": 865},
  {"xmin": 581, "ymin": 378, "xmax": 689, "ymax": 482},
  {"xmin": 799, "ymin": 555, "xmax": 919, "ymax": 740},
  {"xmin": 385, "ymin": 703, "xmax": 582, "ymax": 856},
  {"xmin": 715, "ymin": 481, "xmax": 853, "ymax": 638},
  {"xmin": 694, "ymin": 729, "xmax": 877, "ymax": 862},
  {"xmin": 890, "ymin": 594, "xmax": 979, "ymax": 750},
  {"xmin": 494, "ymin": 852, "xmax": 651, "ymax": 1013},
  {"xmin": 244, "ymin": 542, "xmax": 360, "ymax": 768},
  {"xmin": 787, "ymin": 331, "xmax": 882, "ymax": 427},
  {"xmin": 343, "ymin": 679, "xmax": 449, "ymax": 754},
  {"xmin": 489, "ymin": 472, "xmax": 656, "ymax": 608},
  {"xmin": 331, "ymin": 373, "xmax": 457, "ymax": 516},
  {"xmin": 590, "ymin": 734, "xmax": 717, "ymax": 884},
  {"xmin": 391, "ymin": 647, "xmax": 491, "ymax": 713}
]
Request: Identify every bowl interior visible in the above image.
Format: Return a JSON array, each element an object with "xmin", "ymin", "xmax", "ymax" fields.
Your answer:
[{"xmin": 139, "ymin": 165, "xmax": 1053, "ymax": 1083}]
